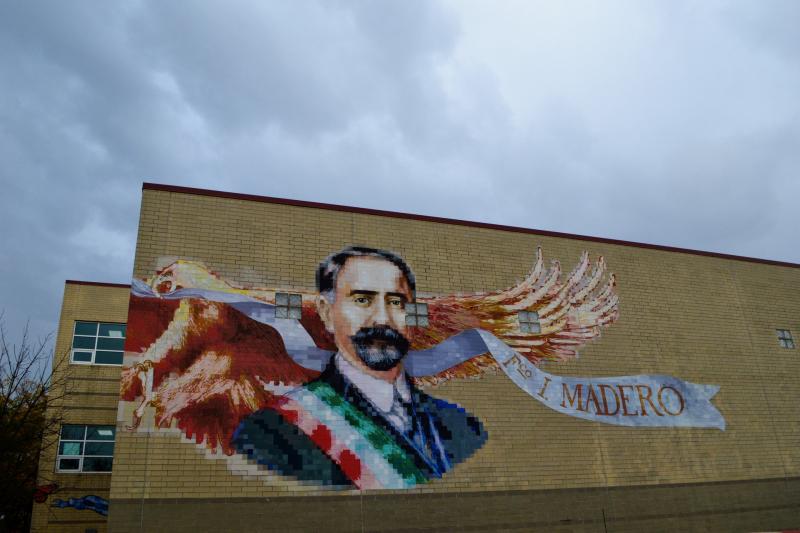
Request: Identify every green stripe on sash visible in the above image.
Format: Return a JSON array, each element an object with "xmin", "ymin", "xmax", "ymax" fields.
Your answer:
[{"xmin": 307, "ymin": 381, "xmax": 428, "ymax": 485}]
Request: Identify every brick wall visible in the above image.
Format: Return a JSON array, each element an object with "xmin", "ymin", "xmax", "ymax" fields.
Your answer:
[{"xmin": 103, "ymin": 186, "xmax": 800, "ymax": 531}]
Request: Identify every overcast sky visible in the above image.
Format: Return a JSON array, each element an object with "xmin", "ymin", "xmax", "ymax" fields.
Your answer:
[{"xmin": 1, "ymin": 1, "xmax": 798, "ymax": 345}]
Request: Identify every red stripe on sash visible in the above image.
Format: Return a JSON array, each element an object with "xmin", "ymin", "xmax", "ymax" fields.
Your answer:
[{"xmin": 268, "ymin": 396, "xmax": 380, "ymax": 489}]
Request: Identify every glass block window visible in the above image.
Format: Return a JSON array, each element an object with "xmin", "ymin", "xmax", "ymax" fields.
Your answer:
[
  {"xmin": 518, "ymin": 311, "xmax": 541, "ymax": 333},
  {"xmin": 777, "ymin": 329, "xmax": 795, "ymax": 349},
  {"xmin": 406, "ymin": 302, "xmax": 428, "ymax": 327},
  {"xmin": 275, "ymin": 293, "xmax": 302, "ymax": 319},
  {"xmin": 56, "ymin": 424, "xmax": 115, "ymax": 473},
  {"xmin": 71, "ymin": 322, "xmax": 126, "ymax": 365}
]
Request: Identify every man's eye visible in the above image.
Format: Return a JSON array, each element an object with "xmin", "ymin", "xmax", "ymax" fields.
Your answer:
[
  {"xmin": 388, "ymin": 299, "xmax": 404, "ymax": 307},
  {"xmin": 353, "ymin": 296, "xmax": 371, "ymax": 305}
]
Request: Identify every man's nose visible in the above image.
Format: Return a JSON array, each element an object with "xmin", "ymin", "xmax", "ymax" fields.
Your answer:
[{"xmin": 370, "ymin": 300, "xmax": 391, "ymax": 326}]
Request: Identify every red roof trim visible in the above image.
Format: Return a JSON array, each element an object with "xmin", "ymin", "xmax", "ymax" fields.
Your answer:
[
  {"xmin": 66, "ymin": 280, "xmax": 131, "ymax": 289},
  {"xmin": 143, "ymin": 182, "xmax": 799, "ymax": 269}
]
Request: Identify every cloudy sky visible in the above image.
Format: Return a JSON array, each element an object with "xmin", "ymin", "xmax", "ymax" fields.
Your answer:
[{"xmin": 1, "ymin": 1, "xmax": 798, "ymax": 345}]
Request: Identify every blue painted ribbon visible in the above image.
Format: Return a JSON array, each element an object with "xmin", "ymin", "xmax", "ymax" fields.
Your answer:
[
  {"xmin": 51, "ymin": 495, "xmax": 109, "ymax": 516},
  {"xmin": 131, "ymin": 280, "xmax": 725, "ymax": 430}
]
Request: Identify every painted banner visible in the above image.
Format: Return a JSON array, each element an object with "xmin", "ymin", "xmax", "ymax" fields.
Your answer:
[{"xmin": 130, "ymin": 280, "xmax": 724, "ymax": 430}]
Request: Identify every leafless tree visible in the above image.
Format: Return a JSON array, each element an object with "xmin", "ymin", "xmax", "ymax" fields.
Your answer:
[{"xmin": 0, "ymin": 314, "xmax": 69, "ymax": 532}]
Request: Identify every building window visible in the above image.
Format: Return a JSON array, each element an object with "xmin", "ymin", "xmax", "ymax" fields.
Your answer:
[
  {"xmin": 518, "ymin": 311, "xmax": 541, "ymax": 333},
  {"xmin": 56, "ymin": 424, "xmax": 115, "ymax": 473},
  {"xmin": 71, "ymin": 322, "xmax": 126, "ymax": 365},
  {"xmin": 406, "ymin": 302, "xmax": 428, "ymax": 327},
  {"xmin": 275, "ymin": 293, "xmax": 302, "ymax": 319},
  {"xmin": 777, "ymin": 329, "xmax": 795, "ymax": 349}
]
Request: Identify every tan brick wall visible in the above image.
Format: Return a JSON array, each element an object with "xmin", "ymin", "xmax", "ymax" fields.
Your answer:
[
  {"xmin": 105, "ymin": 187, "xmax": 800, "ymax": 530},
  {"xmin": 31, "ymin": 282, "xmax": 130, "ymax": 532},
  {"xmin": 106, "ymin": 476, "xmax": 800, "ymax": 533}
]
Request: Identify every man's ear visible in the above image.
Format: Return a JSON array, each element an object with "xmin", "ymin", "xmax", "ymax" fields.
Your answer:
[{"xmin": 317, "ymin": 296, "xmax": 334, "ymax": 333}]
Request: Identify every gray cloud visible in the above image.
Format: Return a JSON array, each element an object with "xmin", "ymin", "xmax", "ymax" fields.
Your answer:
[{"xmin": 0, "ymin": 0, "xmax": 798, "ymax": 345}]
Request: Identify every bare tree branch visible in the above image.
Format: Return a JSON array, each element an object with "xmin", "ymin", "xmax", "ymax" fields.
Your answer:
[{"xmin": 0, "ymin": 313, "xmax": 69, "ymax": 532}]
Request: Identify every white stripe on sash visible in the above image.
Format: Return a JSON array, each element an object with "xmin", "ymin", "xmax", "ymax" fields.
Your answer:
[{"xmin": 288, "ymin": 388, "xmax": 411, "ymax": 489}]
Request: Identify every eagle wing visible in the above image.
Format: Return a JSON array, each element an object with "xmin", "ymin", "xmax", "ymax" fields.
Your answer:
[{"xmin": 409, "ymin": 248, "xmax": 619, "ymax": 386}]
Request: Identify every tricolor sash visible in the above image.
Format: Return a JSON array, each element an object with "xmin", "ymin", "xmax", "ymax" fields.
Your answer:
[{"xmin": 271, "ymin": 382, "xmax": 428, "ymax": 489}]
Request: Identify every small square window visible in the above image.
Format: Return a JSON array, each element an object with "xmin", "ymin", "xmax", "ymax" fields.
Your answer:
[
  {"xmin": 99, "ymin": 323, "xmax": 126, "ymax": 338},
  {"xmin": 777, "ymin": 329, "xmax": 795, "ymax": 349},
  {"xmin": 58, "ymin": 458, "xmax": 80, "ymax": 471},
  {"xmin": 72, "ymin": 351, "xmax": 93, "ymax": 363},
  {"xmin": 84, "ymin": 442, "xmax": 115, "ymax": 456},
  {"xmin": 86, "ymin": 426, "xmax": 115, "ymax": 440},
  {"xmin": 61, "ymin": 425, "xmax": 86, "ymax": 440},
  {"xmin": 59, "ymin": 442, "xmax": 82, "ymax": 456},
  {"xmin": 518, "ymin": 311, "xmax": 541, "ymax": 334},
  {"xmin": 74, "ymin": 321, "xmax": 99, "ymax": 336},
  {"xmin": 406, "ymin": 302, "xmax": 428, "ymax": 328},
  {"xmin": 83, "ymin": 457, "xmax": 113, "ymax": 472},
  {"xmin": 275, "ymin": 292, "xmax": 302, "ymax": 320},
  {"xmin": 94, "ymin": 351, "xmax": 123, "ymax": 365}
]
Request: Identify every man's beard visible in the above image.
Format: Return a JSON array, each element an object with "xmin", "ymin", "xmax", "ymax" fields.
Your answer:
[{"xmin": 350, "ymin": 326, "xmax": 410, "ymax": 371}]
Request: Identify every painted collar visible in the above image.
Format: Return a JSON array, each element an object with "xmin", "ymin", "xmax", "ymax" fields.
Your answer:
[{"xmin": 334, "ymin": 353, "xmax": 411, "ymax": 414}]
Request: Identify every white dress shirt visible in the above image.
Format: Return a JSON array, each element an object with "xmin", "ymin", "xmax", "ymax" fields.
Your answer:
[{"xmin": 335, "ymin": 353, "xmax": 412, "ymax": 433}]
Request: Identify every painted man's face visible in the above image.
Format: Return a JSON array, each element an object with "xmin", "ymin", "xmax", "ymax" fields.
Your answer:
[{"xmin": 320, "ymin": 256, "xmax": 412, "ymax": 371}]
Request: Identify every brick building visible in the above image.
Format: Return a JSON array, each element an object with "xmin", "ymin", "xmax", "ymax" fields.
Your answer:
[
  {"xmin": 32, "ymin": 183, "xmax": 799, "ymax": 532},
  {"xmin": 31, "ymin": 281, "xmax": 130, "ymax": 532}
]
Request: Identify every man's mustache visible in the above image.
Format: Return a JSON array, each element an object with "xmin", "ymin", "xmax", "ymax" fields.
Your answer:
[{"xmin": 350, "ymin": 326, "xmax": 410, "ymax": 354}]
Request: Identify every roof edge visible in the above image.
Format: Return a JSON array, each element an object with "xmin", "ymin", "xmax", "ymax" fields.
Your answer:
[
  {"xmin": 66, "ymin": 280, "xmax": 131, "ymax": 289},
  {"xmin": 142, "ymin": 182, "xmax": 799, "ymax": 269}
]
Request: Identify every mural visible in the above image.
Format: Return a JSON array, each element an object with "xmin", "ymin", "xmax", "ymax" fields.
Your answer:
[
  {"xmin": 51, "ymin": 495, "xmax": 109, "ymax": 516},
  {"xmin": 120, "ymin": 246, "xmax": 724, "ymax": 489}
]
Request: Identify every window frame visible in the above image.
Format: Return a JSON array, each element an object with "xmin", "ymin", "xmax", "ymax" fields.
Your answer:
[
  {"xmin": 55, "ymin": 424, "xmax": 116, "ymax": 474},
  {"xmin": 405, "ymin": 302, "xmax": 429, "ymax": 328},
  {"xmin": 70, "ymin": 321, "xmax": 126, "ymax": 366},
  {"xmin": 274, "ymin": 292, "xmax": 303, "ymax": 319},
  {"xmin": 518, "ymin": 311, "xmax": 541, "ymax": 334},
  {"xmin": 776, "ymin": 329, "xmax": 795, "ymax": 349}
]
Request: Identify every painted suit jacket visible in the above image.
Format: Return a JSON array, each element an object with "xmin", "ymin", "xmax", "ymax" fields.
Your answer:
[{"xmin": 232, "ymin": 357, "xmax": 487, "ymax": 489}]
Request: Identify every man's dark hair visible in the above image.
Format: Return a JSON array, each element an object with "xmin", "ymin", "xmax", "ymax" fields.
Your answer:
[{"xmin": 317, "ymin": 246, "xmax": 416, "ymax": 301}]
